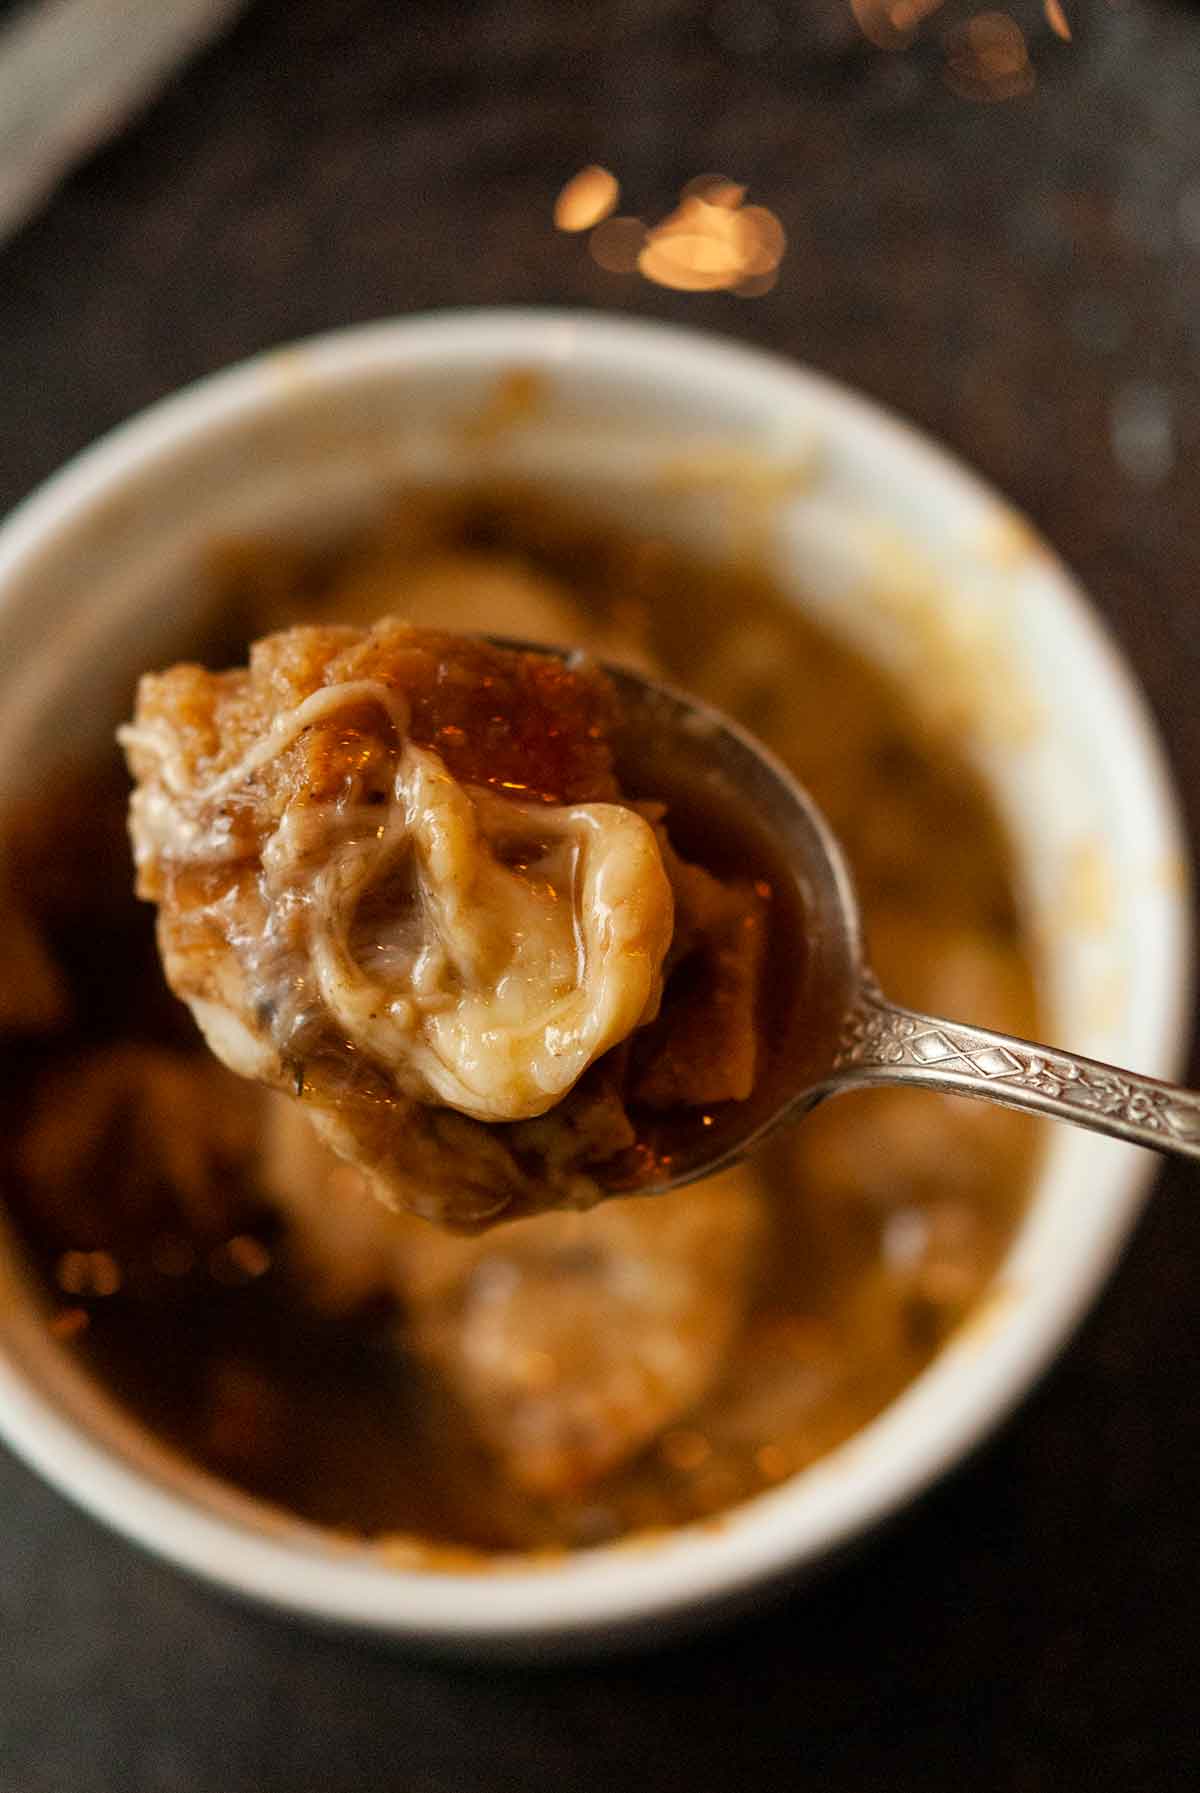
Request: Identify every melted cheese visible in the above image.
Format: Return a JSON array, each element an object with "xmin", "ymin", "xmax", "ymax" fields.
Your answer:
[{"xmin": 125, "ymin": 679, "xmax": 673, "ymax": 1126}]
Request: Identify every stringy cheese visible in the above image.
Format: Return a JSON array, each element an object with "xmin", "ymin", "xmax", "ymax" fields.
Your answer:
[{"xmin": 122, "ymin": 677, "xmax": 673, "ymax": 1125}]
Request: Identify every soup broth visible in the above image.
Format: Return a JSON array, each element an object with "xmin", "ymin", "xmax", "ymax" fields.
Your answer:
[{"xmin": 0, "ymin": 489, "xmax": 1042, "ymax": 1556}]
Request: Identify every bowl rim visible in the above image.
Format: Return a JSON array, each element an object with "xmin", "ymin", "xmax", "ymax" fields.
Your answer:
[{"xmin": 0, "ymin": 307, "xmax": 1190, "ymax": 1645}]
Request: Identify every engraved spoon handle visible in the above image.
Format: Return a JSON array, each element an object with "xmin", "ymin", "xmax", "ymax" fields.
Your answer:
[{"xmin": 829, "ymin": 980, "xmax": 1200, "ymax": 1159}]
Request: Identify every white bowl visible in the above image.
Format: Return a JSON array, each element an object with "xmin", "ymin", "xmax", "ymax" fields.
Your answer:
[{"xmin": 0, "ymin": 311, "xmax": 1189, "ymax": 1650}]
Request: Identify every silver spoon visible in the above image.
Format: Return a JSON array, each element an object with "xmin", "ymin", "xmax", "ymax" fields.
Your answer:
[{"xmin": 500, "ymin": 641, "xmax": 1200, "ymax": 1194}]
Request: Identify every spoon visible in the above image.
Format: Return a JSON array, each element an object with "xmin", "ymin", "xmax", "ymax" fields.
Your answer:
[{"xmin": 498, "ymin": 640, "xmax": 1200, "ymax": 1194}]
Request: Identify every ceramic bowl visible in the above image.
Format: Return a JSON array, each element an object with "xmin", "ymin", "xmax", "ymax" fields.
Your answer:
[{"xmin": 0, "ymin": 311, "xmax": 1188, "ymax": 1649}]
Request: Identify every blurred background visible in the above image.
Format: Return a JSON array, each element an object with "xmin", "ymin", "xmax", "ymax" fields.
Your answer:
[{"xmin": 1, "ymin": 1, "xmax": 1197, "ymax": 1788}]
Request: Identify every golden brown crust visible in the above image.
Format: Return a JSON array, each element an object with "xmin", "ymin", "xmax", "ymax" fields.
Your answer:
[{"xmin": 128, "ymin": 621, "xmax": 619, "ymax": 815}]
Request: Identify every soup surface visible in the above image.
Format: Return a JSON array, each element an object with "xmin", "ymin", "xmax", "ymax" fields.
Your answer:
[{"xmin": 0, "ymin": 489, "xmax": 1042, "ymax": 1556}]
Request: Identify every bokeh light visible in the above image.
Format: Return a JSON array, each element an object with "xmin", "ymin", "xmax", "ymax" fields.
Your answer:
[
  {"xmin": 943, "ymin": 12, "xmax": 1036, "ymax": 101},
  {"xmin": 554, "ymin": 165, "xmax": 620, "ymax": 233},
  {"xmin": 564, "ymin": 173, "xmax": 787, "ymax": 296}
]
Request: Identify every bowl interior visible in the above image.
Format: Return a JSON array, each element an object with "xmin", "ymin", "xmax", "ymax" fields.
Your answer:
[{"xmin": 0, "ymin": 312, "xmax": 1187, "ymax": 1644}]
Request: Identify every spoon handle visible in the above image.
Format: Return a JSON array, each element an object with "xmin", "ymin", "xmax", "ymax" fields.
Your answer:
[{"xmin": 830, "ymin": 980, "xmax": 1200, "ymax": 1160}]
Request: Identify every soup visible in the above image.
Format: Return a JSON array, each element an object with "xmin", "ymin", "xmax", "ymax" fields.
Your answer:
[{"xmin": 0, "ymin": 489, "xmax": 1042, "ymax": 1557}]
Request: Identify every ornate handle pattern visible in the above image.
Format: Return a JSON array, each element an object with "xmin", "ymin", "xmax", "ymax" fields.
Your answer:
[{"xmin": 831, "ymin": 979, "xmax": 1200, "ymax": 1158}]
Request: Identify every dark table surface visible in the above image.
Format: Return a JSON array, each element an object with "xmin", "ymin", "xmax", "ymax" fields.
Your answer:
[{"xmin": 2, "ymin": 2, "xmax": 1198, "ymax": 1787}]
